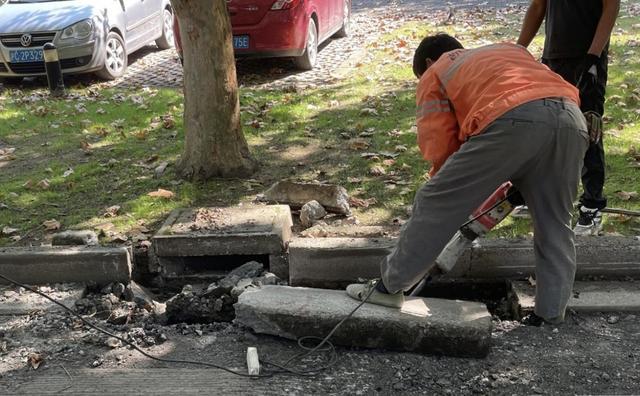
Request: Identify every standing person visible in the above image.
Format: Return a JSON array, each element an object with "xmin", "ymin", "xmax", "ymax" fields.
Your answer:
[
  {"xmin": 346, "ymin": 34, "xmax": 589, "ymax": 325},
  {"xmin": 517, "ymin": 0, "xmax": 620, "ymax": 235}
]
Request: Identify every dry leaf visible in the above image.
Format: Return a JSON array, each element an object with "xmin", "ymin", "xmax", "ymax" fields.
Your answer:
[
  {"xmin": 162, "ymin": 115, "xmax": 176, "ymax": 129},
  {"xmin": 148, "ymin": 189, "xmax": 174, "ymax": 199},
  {"xmin": 27, "ymin": 352, "xmax": 44, "ymax": 370},
  {"xmin": 349, "ymin": 197, "xmax": 378, "ymax": 208},
  {"xmin": 104, "ymin": 205, "xmax": 121, "ymax": 217},
  {"xmin": 615, "ymin": 190, "xmax": 638, "ymax": 201},
  {"xmin": 22, "ymin": 179, "xmax": 34, "ymax": 189},
  {"xmin": 347, "ymin": 177, "xmax": 362, "ymax": 183},
  {"xmin": 43, "ymin": 219, "xmax": 61, "ymax": 231},
  {"xmin": 36, "ymin": 179, "xmax": 50, "ymax": 190},
  {"xmin": 370, "ymin": 165, "xmax": 386, "ymax": 176},
  {"xmin": 349, "ymin": 139, "xmax": 370, "ymax": 151},
  {"xmin": 2, "ymin": 226, "xmax": 18, "ymax": 236}
]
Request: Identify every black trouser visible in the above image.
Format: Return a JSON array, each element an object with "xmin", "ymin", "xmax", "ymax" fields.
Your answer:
[{"xmin": 543, "ymin": 54, "xmax": 608, "ymax": 210}]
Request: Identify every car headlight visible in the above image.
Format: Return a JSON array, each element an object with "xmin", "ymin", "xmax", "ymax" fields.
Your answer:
[{"xmin": 60, "ymin": 19, "xmax": 94, "ymax": 41}]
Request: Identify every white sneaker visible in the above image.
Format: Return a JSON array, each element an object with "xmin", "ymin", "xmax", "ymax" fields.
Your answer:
[{"xmin": 573, "ymin": 206, "xmax": 603, "ymax": 236}]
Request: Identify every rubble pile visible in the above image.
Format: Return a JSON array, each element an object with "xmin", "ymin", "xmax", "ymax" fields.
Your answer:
[{"xmin": 165, "ymin": 261, "xmax": 283, "ymax": 324}]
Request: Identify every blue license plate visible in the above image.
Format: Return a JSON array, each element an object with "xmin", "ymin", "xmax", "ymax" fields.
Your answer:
[
  {"xmin": 10, "ymin": 49, "xmax": 44, "ymax": 63},
  {"xmin": 233, "ymin": 35, "xmax": 249, "ymax": 50}
]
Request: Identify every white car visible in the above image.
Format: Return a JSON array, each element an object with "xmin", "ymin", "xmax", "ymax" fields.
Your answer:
[{"xmin": 0, "ymin": 0, "xmax": 174, "ymax": 83}]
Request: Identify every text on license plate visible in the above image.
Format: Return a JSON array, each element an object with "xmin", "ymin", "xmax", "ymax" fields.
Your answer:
[
  {"xmin": 233, "ymin": 36, "xmax": 249, "ymax": 49},
  {"xmin": 10, "ymin": 49, "xmax": 44, "ymax": 63}
]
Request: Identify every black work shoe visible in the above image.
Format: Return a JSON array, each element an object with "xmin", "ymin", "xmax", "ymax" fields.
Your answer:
[{"xmin": 520, "ymin": 313, "xmax": 544, "ymax": 327}]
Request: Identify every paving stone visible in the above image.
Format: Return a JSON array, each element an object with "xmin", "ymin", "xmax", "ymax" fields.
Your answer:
[
  {"xmin": 235, "ymin": 285, "xmax": 493, "ymax": 357},
  {"xmin": 0, "ymin": 246, "xmax": 131, "ymax": 285},
  {"xmin": 153, "ymin": 205, "xmax": 293, "ymax": 257},
  {"xmin": 511, "ymin": 281, "xmax": 640, "ymax": 318}
]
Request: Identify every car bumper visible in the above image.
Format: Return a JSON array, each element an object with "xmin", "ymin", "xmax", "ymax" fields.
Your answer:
[
  {"xmin": 232, "ymin": 9, "xmax": 308, "ymax": 58},
  {"xmin": 0, "ymin": 39, "xmax": 103, "ymax": 77}
]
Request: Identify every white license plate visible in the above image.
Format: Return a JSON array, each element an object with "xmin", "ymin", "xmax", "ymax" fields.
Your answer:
[
  {"xmin": 233, "ymin": 35, "xmax": 249, "ymax": 49},
  {"xmin": 10, "ymin": 49, "xmax": 44, "ymax": 63}
]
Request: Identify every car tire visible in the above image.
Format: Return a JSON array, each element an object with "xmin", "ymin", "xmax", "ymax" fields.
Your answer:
[
  {"xmin": 96, "ymin": 31, "xmax": 127, "ymax": 81},
  {"xmin": 334, "ymin": 0, "xmax": 351, "ymax": 38},
  {"xmin": 0, "ymin": 77, "xmax": 23, "ymax": 86},
  {"xmin": 293, "ymin": 18, "xmax": 318, "ymax": 71},
  {"xmin": 156, "ymin": 8, "xmax": 175, "ymax": 50}
]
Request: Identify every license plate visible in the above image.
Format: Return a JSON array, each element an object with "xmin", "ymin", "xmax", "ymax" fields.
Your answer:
[
  {"xmin": 10, "ymin": 49, "xmax": 44, "ymax": 63},
  {"xmin": 233, "ymin": 35, "xmax": 249, "ymax": 50}
]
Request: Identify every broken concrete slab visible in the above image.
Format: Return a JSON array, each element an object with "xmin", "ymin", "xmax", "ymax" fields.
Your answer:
[
  {"xmin": 289, "ymin": 236, "xmax": 640, "ymax": 288},
  {"xmin": 153, "ymin": 205, "xmax": 293, "ymax": 257},
  {"xmin": 235, "ymin": 285, "xmax": 492, "ymax": 358},
  {"xmin": 511, "ymin": 281, "xmax": 640, "ymax": 318},
  {"xmin": 288, "ymin": 237, "xmax": 471, "ymax": 288},
  {"xmin": 0, "ymin": 246, "xmax": 131, "ymax": 285},
  {"xmin": 262, "ymin": 181, "xmax": 351, "ymax": 215},
  {"xmin": 0, "ymin": 283, "xmax": 85, "ymax": 315}
]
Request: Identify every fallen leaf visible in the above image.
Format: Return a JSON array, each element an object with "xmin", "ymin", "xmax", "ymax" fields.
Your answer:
[
  {"xmin": 349, "ymin": 197, "xmax": 378, "ymax": 208},
  {"xmin": 347, "ymin": 177, "xmax": 362, "ymax": 183},
  {"xmin": 349, "ymin": 139, "xmax": 370, "ymax": 150},
  {"xmin": 22, "ymin": 180, "xmax": 34, "ymax": 189},
  {"xmin": 395, "ymin": 145, "xmax": 408, "ymax": 152},
  {"xmin": 43, "ymin": 219, "xmax": 61, "ymax": 231},
  {"xmin": 63, "ymin": 168, "xmax": 74, "ymax": 178},
  {"xmin": 148, "ymin": 189, "xmax": 174, "ymax": 199},
  {"xmin": 1, "ymin": 226, "xmax": 18, "ymax": 236},
  {"xmin": 36, "ymin": 179, "xmax": 50, "ymax": 190},
  {"xmin": 162, "ymin": 115, "xmax": 176, "ymax": 129},
  {"xmin": 104, "ymin": 205, "xmax": 121, "ymax": 217},
  {"xmin": 27, "ymin": 352, "xmax": 44, "ymax": 370},
  {"xmin": 370, "ymin": 165, "xmax": 386, "ymax": 176},
  {"xmin": 615, "ymin": 190, "xmax": 638, "ymax": 201}
]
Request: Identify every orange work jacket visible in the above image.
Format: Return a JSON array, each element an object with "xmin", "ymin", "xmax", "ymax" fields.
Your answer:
[{"xmin": 416, "ymin": 43, "xmax": 580, "ymax": 176}]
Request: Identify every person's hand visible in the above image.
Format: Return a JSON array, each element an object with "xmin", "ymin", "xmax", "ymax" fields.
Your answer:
[
  {"xmin": 583, "ymin": 110, "xmax": 603, "ymax": 144},
  {"xmin": 577, "ymin": 54, "xmax": 600, "ymax": 114}
]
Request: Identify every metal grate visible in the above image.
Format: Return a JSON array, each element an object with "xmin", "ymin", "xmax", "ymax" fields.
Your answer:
[
  {"xmin": 0, "ymin": 32, "xmax": 57, "ymax": 48},
  {"xmin": 8, "ymin": 55, "xmax": 92, "ymax": 74}
]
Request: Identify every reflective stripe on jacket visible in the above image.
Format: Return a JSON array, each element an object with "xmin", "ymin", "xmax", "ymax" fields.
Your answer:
[{"xmin": 416, "ymin": 43, "xmax": 580, "ymax": 176}]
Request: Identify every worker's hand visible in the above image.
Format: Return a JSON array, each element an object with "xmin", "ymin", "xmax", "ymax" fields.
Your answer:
[
  {"xmin": 577, "ymin": 54, "xmax": 600, "ymax": 111},
  {"xmin": 583, "ymin": 110, "xmax": 603, "ymax": 144}
]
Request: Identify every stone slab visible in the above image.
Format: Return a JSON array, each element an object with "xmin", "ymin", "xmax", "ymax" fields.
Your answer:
[
  {"xmin": 289, "ymin": 236, "xmax": 640, "ymax": 288},
  {"xmin": 0, "ymin": 283, "xmax": 85, "ymax": 315},
  {"xmin": 511, "ymin": 280, "xmax": 640, "ymax": 318},
  {"xmin": 153, "ymin": 205, "xmax": 293, "ymax": 257},
  {"xmin": 0, "ymin": 247, "xmax": 131, "ymax": 285},
  {"xmin": 235, "ymin": 285, "xmax": 492, "ymax": 358},
  {"xmin": 289, "ymin": 237, "xmax": 471, "ymax": 288}
]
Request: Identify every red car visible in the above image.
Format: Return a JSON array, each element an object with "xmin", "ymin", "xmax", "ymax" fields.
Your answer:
[{"xmin": 173, "ymin": 0, "xmax": 351, "ymax": 70}]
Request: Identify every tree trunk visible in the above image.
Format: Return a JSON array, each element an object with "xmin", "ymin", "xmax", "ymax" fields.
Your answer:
[{"xmin": 173, "ymin": 0, "xmax": 257, "ymax": 180}]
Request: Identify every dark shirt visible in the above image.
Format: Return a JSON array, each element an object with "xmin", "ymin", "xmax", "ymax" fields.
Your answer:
[{"xmin": 543, "ymin": 0, "xmax": 603, "ymax": 59}]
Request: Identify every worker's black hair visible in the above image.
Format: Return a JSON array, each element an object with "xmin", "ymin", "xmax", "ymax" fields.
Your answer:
[{"xmin": 412, "ymin": 33, "xmax": 463, "ymax": 78}]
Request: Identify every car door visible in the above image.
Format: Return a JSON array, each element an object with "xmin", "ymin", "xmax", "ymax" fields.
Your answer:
[
  {"xmin": 121, "ymin": 0, "xmax": 148, "ymax": 50},
  {"xmin": 315, "ymin": 0, "xmax": 331, "ymax": 39}
]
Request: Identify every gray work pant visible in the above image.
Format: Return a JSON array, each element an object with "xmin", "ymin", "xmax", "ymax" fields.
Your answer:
[{"xmin": 381, "ymin": 98, "xmax": 589, "ymax": 321}]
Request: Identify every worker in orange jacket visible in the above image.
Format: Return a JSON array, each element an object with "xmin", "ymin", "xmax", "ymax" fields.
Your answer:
[{"xmin": 347, "ymin": 34, "xmax": 589, "ymax": 325}]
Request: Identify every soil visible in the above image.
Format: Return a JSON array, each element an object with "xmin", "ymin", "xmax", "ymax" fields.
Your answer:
[{"xmin": 1, "ymin": 282, "xmax": 639, "ymax": 395}]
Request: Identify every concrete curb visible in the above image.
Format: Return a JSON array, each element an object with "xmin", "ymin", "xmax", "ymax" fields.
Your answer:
[
  {"xmin": 0, "ymin": 246, "xmax": 131, "ymax": 285},
  {"xmin": 289, "ymin": 236, "xmax": 640, "ymax": 288}
]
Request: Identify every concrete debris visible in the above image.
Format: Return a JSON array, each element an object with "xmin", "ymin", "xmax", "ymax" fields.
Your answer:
[
  {"xmin": 165, "ymin": 262, "xmax": 284, "ymax": 324},
  {"xmin": 263, "ymin": 181, "xmax": 351, "ymax": 215},
  {"xmin": 51, "ymin": 230, "xmax": 99, "ymax": 246},
  {"xmin": 299, "ymin": 200, "xmax": 327, "ymax": 228}
]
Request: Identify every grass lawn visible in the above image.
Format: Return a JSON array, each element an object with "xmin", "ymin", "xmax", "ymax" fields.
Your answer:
[{"xmin": 1, "ymin": 4, "xmax": 639, "ymax": 246}]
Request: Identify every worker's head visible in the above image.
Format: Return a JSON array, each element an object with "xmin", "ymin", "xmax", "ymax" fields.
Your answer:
[{"xmin": 412, "ymin": 33, "xmax": 463, "ymax": 78}]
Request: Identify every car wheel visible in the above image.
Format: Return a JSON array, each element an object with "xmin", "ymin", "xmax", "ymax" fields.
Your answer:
[
  {"xmin": 294, "ymin": 18, "xmax": 318, "ymax": 71},
  {"xmin": 0, "ymin": 77, "xmax": 23, "ymax": 86},
  {"xmin": 156, "ymin": 8, "xmax": 175, "ymax": 50},
  {"xmin": 334, "ymin": 0, "xmax": 351, "ymax": 38},
  {"xmin": 96, "ymin": 32, "xmax": 127, "ymax": 81}
]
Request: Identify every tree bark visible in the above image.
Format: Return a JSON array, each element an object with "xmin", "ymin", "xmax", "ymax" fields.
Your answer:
[{"xmin": 173, "ymin": 0, "xmax": 257, "ymax": 180}]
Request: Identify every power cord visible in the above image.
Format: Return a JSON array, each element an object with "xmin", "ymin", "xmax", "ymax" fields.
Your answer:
[{"xmin": 0, "ymin": 272, "xmax": 376, "ymax": 378}]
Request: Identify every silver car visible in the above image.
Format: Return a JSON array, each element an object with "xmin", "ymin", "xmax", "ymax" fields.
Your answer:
[{"xmin": 0, "ymin": 0, "xmax": 174, "ymax": 82}]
